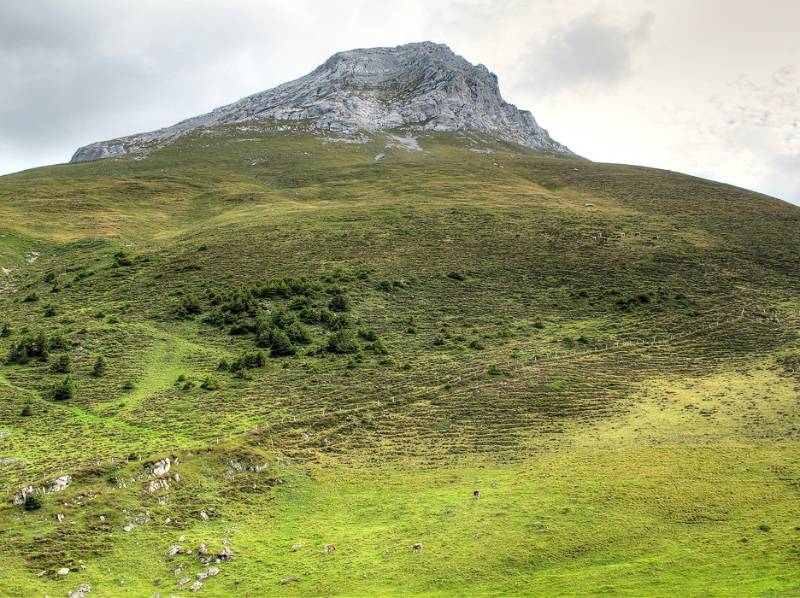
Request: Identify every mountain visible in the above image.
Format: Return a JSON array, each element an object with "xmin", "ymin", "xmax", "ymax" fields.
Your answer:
[
  {"xmin": 2, "ymin": 43, "xmax": 800, "ymax": 598},
  {"xmin": 71, "ymin": 42, "xmax": 573, "ymax": 162}
]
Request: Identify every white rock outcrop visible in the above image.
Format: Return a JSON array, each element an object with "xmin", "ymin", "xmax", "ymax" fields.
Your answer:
[{"xmin": 71, "ymin": 42, "xmax": 573, "ymax": 162}]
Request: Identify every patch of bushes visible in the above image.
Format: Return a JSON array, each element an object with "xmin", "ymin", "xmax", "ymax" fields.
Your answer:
[
  {"xmin": 52, "ymin": 375, "xmax": 76, "ymax": 401},
  {"xmin": 50, "ymin": 354, "xmax": 72, "ymax": 374},
  {"xmin": 447, "ymin": 271, "xmax": 466, "ymax": 281},
  {"xmin": 200, "ymin": 375, "xmax": 220, "ymax": 390},
  {"xmin": 327, "ymin": 330, "xmax": 359, "ymax": 354},
  {"xmin": 6, "ymin": 331, "xmax": 51, "ymax": 364},
  {"xmin": 176, "ymin": 294, "xmax": 202, "ymax": 319},
  {"xmin": 329, "ymin": 293, "xmax": 350, "ymax": 312},
  {"xmin": 1, "ymin": 322, "xmax": 10, "ymax": 337},
  {"xmin": 112, "ymin": 250, "xmax": 133, "ymax": 267}
]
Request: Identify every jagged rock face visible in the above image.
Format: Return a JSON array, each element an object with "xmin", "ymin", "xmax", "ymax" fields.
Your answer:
[{"xmin": 71, "ymin": 42, "xmax": 573, "ymax": 162}]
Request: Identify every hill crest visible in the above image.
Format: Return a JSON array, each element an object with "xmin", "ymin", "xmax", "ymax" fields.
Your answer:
[{"xmin": 70, "ymin": 41, "xmax": 573, "ymax": 162}]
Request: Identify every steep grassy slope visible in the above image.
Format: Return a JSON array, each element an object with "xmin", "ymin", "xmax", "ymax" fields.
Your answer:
[{"xmin": 0, "ymin": 126, "xmax": 799, "ymax": 596}]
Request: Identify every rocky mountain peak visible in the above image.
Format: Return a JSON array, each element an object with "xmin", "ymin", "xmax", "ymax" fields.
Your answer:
[{"xmin": 71, "ymin": 42, "xmax": 573, "ymax": 162}]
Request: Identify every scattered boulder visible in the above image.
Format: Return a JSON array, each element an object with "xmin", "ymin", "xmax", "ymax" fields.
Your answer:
[
  {"xmin": 207, "ymin": 566, "xmax": 219, "ymax": 577},
  {"xmin": 12, "ymin": 485, "xmax": 35, "ymax": 505},
  {"xmin": 145, "ymin": 479, "xmax": 169, "ymax": 494},
  {"xmin": 68, "ymin": 584, "xmax": 91, "ymax": 598},
  {"xmin": 291, "ymin": 543, "xmax": 303, "ymax": 552},
  {"xmin": 199, "ymin": 509, "xmax": 209, "ymax": 521},
  {"xmin": 48, "ymin": 475, "xmax": 72, "ymax": 493},
  {"xmin": 189, "ymin": 581, "xmax": 203, "ymax": 592},
  {"xmin": 148, "ymin": 458, "xmax": 171, "ymax": 477},
  {"xmin": 57, "ymin": 567, "xmax": 70, "ymax": 576},
  {"xmin": 280, "ymin": 576, "xmax": 301, "ymax": 585},
  {"xmin": 218, "ymin": 545, "xmax": 233, "ymax": 560},
  {"xmin": 123, "ymin": 524, "xmax": 133, "ymax": 532},
  {"xmin": 165, "ymin": 544, "xmax": 181, "ymax": 557}
]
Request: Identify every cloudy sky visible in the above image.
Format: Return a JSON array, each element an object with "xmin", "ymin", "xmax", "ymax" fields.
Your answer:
[{"xmin": 1, "ymin": 0, "xmax": 798, "ymax": 204}]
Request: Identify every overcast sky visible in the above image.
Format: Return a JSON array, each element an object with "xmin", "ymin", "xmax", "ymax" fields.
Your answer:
[{"xmin": 1, "ymin": 0, "xmax": 798, "ymax": 204}]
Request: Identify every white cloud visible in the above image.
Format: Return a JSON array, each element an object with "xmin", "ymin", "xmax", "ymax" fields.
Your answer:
[{"xmin": 522, "ymin": 10, "xmax": 654, "ymax": 93}]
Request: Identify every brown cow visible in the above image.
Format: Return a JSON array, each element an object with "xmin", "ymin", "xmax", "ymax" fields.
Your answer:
[
  {"xmin": 324, "ymin": 543, "xmax": 336, "ymax": 554},
  {"xmin": 473, "ymin": 490, "xmax": 480, "ymax": 499},
  {"xmin": 412, "ymin": 543, "xmax": 423, "ymax": 552}
]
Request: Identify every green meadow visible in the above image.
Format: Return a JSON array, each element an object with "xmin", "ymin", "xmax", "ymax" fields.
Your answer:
[{"xmin": 0, "ymin": 126, "xmax": 798, "ymax": 596}]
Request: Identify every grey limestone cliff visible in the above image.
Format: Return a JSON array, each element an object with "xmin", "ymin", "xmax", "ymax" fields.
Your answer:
[{"xmin": 71, "ymin": 42, "xmax": 573, "ymax": 162}]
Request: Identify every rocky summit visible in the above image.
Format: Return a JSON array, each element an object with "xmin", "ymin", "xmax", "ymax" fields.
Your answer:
[{"xmin": 71, "ymin": 42, "xmax": 573, "ymax": 162}]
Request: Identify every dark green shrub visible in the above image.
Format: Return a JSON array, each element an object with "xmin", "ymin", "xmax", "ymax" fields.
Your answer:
[
  {"xmin": 232, "ymin": 351, "xmax": 266, "ymax": 370},
  {"xmin": 50, "ymin": 354, "xmax": 72, "ymax": 374},
  {"xmin": 200, "ymin": 375, "xmax": 220, "ymax": 390},
  {"xmin": 327, "ymin": 330, "xmax": 359, "ymax": 354},
  {"xmin": 268, "ymin": 329, "xmax": 297, "ymax": 357},
  {"xmin": 286, "ymin": 321, "xmax": 312, "ymax": 344},
  {"xmin": 320, "ymin": 309, "xmax": 350, "ymax": 330},
  {"xmin": 365, "ymin": 340, "xmax": 388, "ymax": 354},
  {"xmin": 329, "ymin": 294, "xmax": 351, "ymax": 312},
  {"xmin": 113, "ymin": 251, "xmax": 133, "ymax": 267},
  {"xmin": 23, "ymin": 493, "xmax": 42, "ymax": 511},
  {"xmin": 23, "ymin": 292, "xmax": 39, "ymax": 303},
  {"xmin": 20, "ymin": 402, "xmax": 33, "ymax": 417},
  {"xmin": 122, "ymin": 380, "xmax": 135, "ymax": 391},
  {"xmin": 43, "ymin": 304, "xmax": 57, "ymax": 317},
  {"xmin": 91, "ymin": 355, "xmax": 106, "ymax": 377},
  {"xmin": 447, "ymin": 271, "xmax": 466, "ymax": 281},
  {"xmin": 1, "ymin": 322, "xmax": 10, "ymax": 337},
  {"xmin": 52, "ymin": 375, "xmax": 76, "ymax": 401},
  {"xmin": 469, "ymin": 339, "xmax": 485, "ymax": 350},
  {"xmin": 176, "ymin": 294, "xmax": 202, "ymax": 319},
  {"xmin": 358, "ymin": 328, "xmax": 377, "ymax": 342}
]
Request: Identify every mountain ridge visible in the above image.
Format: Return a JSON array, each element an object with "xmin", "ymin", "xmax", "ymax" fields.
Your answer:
[{"xmin": 70, "ymin": 41, "xmax": 574, "ymax": 162}]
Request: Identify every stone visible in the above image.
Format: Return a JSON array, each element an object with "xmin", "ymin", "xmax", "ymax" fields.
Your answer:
[
  {"xmin": 68, "ymin": 584, "xmax": 92, "ymax": 598},
  {"xmin": 148, "ymin": 458, "xmax": 171, "ymax": 477},
  {"xmin": 189, "ymin": 581, "xmax": 203, "ymax": 592},
  {"xmin": 48, "ymin": 475, "xmax": 71, "ymax": 493},
  {"xmin": 57, "ymin": 567, "xmax": 70, "ymax": 575},
  {"xmin": 165, "ymin": 544, "xmax": 181, "ymax": 557},
  {"xmin": 71, "ymin": 42, "xmax": 574, "ymax": 163}
]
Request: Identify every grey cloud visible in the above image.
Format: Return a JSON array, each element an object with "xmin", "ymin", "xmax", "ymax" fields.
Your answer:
[{"xmin": 522, "ymin": 11, "xmax": 654, "ymax": 93}]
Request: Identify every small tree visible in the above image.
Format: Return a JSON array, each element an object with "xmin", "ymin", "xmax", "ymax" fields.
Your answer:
[
  {"xmin": 91, "ymin": 355, "xmax": 106, "ymax": 377},
  {"xmin": 329, "ymin": 294, "xmax": 351, "ymax": 312},
  {"xmin": 269, "ymin": 329, "xmax": 296, "ymax": 357},
  {"xmin": 50, "ymin": 353, "xmax": 71, "ymax": 374},
  {"xmin": 52, "ymin": 375, "xmax": 75, "ymax": 401},
  {"xmin": 23, "ymin": 493, "xmax": 42, "ymax": 511},
  {"xmin": 327, "ymin": 330, "xmax": 359, "ymax": 354}
]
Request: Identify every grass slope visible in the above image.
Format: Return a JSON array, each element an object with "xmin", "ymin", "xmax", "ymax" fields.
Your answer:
[{"xmin": 0, "ymin": 125, "xmax": 798, "ymax": 596}]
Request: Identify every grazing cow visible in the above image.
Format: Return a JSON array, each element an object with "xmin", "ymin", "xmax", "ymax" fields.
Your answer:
[
  {"xmin": 324, "ymin": 543, "xmax": 336, "ymax": 554},
  {"xmin": 412, "ymin": 543, "xmax": 423, "ymax": 552},
  {"xmin": 473, "ymin": 490, "xmax": 480, "ymax": 499}
]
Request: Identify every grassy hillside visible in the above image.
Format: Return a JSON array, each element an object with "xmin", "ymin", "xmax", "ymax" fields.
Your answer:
[{"xmin": 0, "ymin": 125, "xmax": 799, "ymax": 597}]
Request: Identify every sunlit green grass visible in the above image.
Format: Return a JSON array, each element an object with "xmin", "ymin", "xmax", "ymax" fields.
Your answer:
[{"xmin": 0, "ymin": 126, "xmax": 798, "ymax": 596}]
